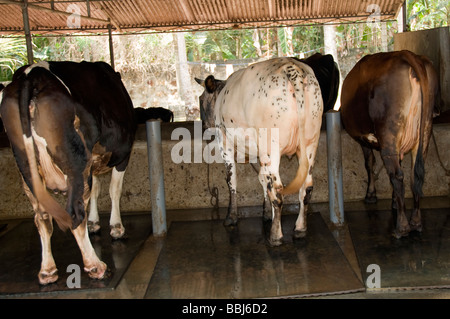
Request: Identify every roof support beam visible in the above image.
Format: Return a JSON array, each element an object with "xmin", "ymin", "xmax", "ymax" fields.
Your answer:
[
  {"xmin": 21, "ymin": 0, "xmax": 34, "ymax": 64},
  {"xmin": 108, "ymin": 23, "xmax": 115, "ymax": 70},
  {"xmin": 90, "ymin": 1, "xmax": 122, "ymax": 32}
]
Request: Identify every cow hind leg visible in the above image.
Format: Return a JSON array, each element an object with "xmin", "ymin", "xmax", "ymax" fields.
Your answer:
[
  {"xmin": 381, "ymin": 152, "xmax": 410, "ymax": 238},
  {"xmin": 23, "ymin": 182, "xmax": 58, "ymax": 285},
  {"xmin": 258, "ymin": 170, "xmax": 273, "ymax": 222},
  {"xmin": 362, "ymin": 146, "xmax": 377, "ymax": 204},
  {"xmin": 261, "ymin": 153, "xmax": 284, "ymax": 246},
  {"xmin": 294, "ymin": 141, "xmax": 317, "ymax": 238},
  {"xmin": 223, "ymin": 158, "xmax": 238, "ymax": 227},
  {"xmin": 109, "ymin": 167, "xmax": 126, "ymax": 239},
  {"xmin": 265, "ymin": 172, "xmax": 284, "ymax": 246},
  {"xmin": 35, "ymin": 213, "xmax": 58, "ymax": 285},
  {"xmin": 71, "ymin": 219, "xmax": 107, "ymax": 280},
  {"xmin": 294, "ymin": 180, "xmax": 313, "ymax": 239},
  {"xmin": 87, "ymin": 175, "xmax": 101, "ymax": 234},
  {"xmin": 409, "ymin": 147, "xmax": 423, "ymax": 232},
  {"xmin": 410, "ymin": 193, "xmax": 422, "ymax": 232}
]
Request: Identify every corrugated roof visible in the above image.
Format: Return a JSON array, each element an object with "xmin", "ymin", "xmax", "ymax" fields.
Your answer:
[{"xmin": 0, "ymin": 0, "xmax": 404, "ymax": 35}]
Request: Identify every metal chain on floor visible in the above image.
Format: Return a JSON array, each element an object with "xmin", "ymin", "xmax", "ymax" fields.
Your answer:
[
  {"xmin": 207, "ymin": 163, "xmax": 219, "ymax": 209},
  {"xmin": 206, "ymin": 162, "xmax": 258, "ymax": 210}
]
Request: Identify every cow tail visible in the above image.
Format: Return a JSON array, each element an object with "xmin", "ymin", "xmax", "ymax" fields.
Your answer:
[
  {"xmin": 281, "ymin": 63, "xmax": 310, "ymax": 195},
  {"xmin": 405, "ymin": 51, "xmax": 429, "ymax": 197},
  {"xmin": 19, "ymin": 72, "xmax": 73, "ymax": 231}
]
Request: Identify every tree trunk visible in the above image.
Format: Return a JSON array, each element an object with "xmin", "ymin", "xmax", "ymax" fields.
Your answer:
[
  {"xmin": 253, "ymin": 29, "xmax": 262, "ymax": 57},
  {"xmin": 323, "ymin": 23, "xmax": 338, "ymax": 63},
  {"xmin": 285, "ymin": 27, "xmax": 294, "ymax": 56},
  {"xmin": 173, "ymin": 32, "xmax": 197, "ymax": 120},
  {"xmin": 381, "ymin": 22, "xmax": 388, "ymax": 52}
]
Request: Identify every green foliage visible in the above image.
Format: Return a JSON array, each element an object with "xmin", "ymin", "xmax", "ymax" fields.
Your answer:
[
  {"xmin": 407, "ymin": 0, "xmax": 449, "ymax": 30},
  {"xmin": 292, "ymin": 26, "xmax": 324, "ymax": 56},
  {"xmin": 0, "ymin": 37, "xmax": 28, "ymax": 81},
  {"xmin": 0, "ymin": 0, "xmax": 448, "ymax": 81}
]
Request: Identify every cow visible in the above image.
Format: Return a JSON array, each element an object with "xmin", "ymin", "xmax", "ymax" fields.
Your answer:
[
  {"xmin": 195, "ymin": 57, "xmax": 325, "ymax": 246},
  {"xmin": 134, "ymin": 106, "xmax": 174, "ymax": 124},
  {"xmin": 295, "ymin": 53, "xmax": 340, "ymax": 114},
  {"xmin": 340, "ymin": 50, "xmax": 440, "ymax": 238},
  {"xmin": 0, "ymin": 61, "xmax": 136, "ymax": 284}
]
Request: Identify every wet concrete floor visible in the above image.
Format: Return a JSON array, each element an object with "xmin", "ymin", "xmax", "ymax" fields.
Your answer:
[{"xmin": 0, "ymin": 196, "xmax": 450, "ymax": 299}]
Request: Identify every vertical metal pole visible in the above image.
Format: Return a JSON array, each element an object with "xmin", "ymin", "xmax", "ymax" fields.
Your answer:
[
  {"xmin": 108, "ymin": 23, "xmax": 115, "ymax": 70},
  {"xmin": 326, "ymin": 110, "xmax": 344, "ymax": 225},
  {"xmin": 402, "ymin": 1, "xmax": 407, "ymax": 33},
  {"xmin": 146, "ymin": 120, "xmax": 167, "ymax": 236},
  {"xmin": 22, "ymin": 0, "xmax": 34, "ymax": 65}
]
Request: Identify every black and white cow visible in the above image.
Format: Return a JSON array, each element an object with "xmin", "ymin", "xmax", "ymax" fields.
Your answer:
[
  {"xmin": 296, "ymin": 53, "xmax": 340, "ymax": 114},
  {"xmin": 196, "ymin": 57, "xmax": 325, "ymax": 246},
  {"xmin": 0, "ymin": 61, "xmax": 136, "ymax": 284},
  {"xmin": 134, "ymin": 107, "xmax": 174, "ymax": 124}
]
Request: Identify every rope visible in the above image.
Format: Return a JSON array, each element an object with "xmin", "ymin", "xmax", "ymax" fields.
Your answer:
[{"xmin": 432, "ymin": 130, "xmax": 450, "ymax": 176}]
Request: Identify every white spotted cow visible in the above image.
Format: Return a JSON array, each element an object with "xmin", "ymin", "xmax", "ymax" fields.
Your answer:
[{"xmin": 196, "ymin": 57, "xmax": 324, "ymax": 246}]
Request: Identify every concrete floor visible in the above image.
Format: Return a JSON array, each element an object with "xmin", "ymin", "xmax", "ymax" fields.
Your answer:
[{"xmin": 1, "ymin": 196, "xmax": 450, "ymax": 299}]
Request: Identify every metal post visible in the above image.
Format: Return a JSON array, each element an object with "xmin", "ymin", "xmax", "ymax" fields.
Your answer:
[
  {"xmin": 326, "ymin": 110, "xmax": 344, "ymax": 225},
  {"xmin": 146, "ymin": 120, "xmax": 167, "ymax": 236},
  {"xmin": 402, "ymin": 1, "xmax": 407, "ymax": 32},
  {"xmin": 22, "ymin": 0, "xmax": 34, "ymax": 65},
  {"xmin": 108, "ymin": 24, "xmax": 115, "ymax": 70}
]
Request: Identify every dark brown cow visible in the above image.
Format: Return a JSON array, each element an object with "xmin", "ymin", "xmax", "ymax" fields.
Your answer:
[
  {"xmin": 340, "ymin": 50, "xmax": 440, "ymax": 238},
  {"xmin": 0, "ymin": 61, "xmax": 136, "ymax": 284}
]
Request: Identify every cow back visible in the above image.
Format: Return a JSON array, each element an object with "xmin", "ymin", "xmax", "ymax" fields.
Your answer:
[
  {"xmin": 47, "ymin": 61, "xmax": 136, "ymax": 169},
  {"xmin": 296, "ymin": 53, "xmax": 340, "ymax": 113}
]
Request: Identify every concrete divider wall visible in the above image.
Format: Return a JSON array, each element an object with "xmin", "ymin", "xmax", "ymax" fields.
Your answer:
[
  {"xmin": 394, "ymin": 27, "xmax": 450, "ymax": 113},
  {"xmin": 1, "ymin": 121, "xmax": 449, "ymax": 220}
]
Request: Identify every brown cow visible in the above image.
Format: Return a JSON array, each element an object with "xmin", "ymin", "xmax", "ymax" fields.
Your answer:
[{"xmin": 340, "ymin": 50, "xmax": 440, "ymax": 238}]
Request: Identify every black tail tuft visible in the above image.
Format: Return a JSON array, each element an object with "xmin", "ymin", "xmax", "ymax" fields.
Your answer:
[
  {"xmin": 413, "ymin": 144, "xmax": 425, "ymax": 197},
  {"xmin": 19, "ymin": 77, "xmax": 33, "ymax": 138}
]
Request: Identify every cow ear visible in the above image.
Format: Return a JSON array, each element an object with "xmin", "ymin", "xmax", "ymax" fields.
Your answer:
[
  {"xmin": 204, "ymin": 75, "xmax": 217, "ymax": 93},
  {"xmin": 195, "ymin": 77, "xmax": 204, "ymax": 87}
]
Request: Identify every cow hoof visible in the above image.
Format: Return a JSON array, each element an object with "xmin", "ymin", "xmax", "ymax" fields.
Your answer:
[
  {"xmin": 392, "ymin": 228, "xmax": 410, "ymax": 239},
  {"xmin": 410, "ymin": 222, "xmax": 423, "ymax": 232},
  {"xmin": 293, "ymin": 229, "xmax": 307, "ymax": 239},
  {"xmin": 85, "ymin": 262, "xmax": 107, "ymax": 280},
  {"xmin": 268, "ymin": 237, "xmax": 283, "ymax": 247},
  {"xmin": 364, "ymin": 194, "xmax": 377, "ymax": 204},
  {"xmin": 39, "ymin": 269, "xmax": 58, "ymax": 285},
  {"xmin": 88, "ymin": 221, "xmax": 101, "ymax": 234},
  {"xmin": 224, "ymin": 216, "xmax": 238, "ymax": 227},
  {"xmin": 110, "ymin": 223, "xmax": 125, "ymax": 239}
]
